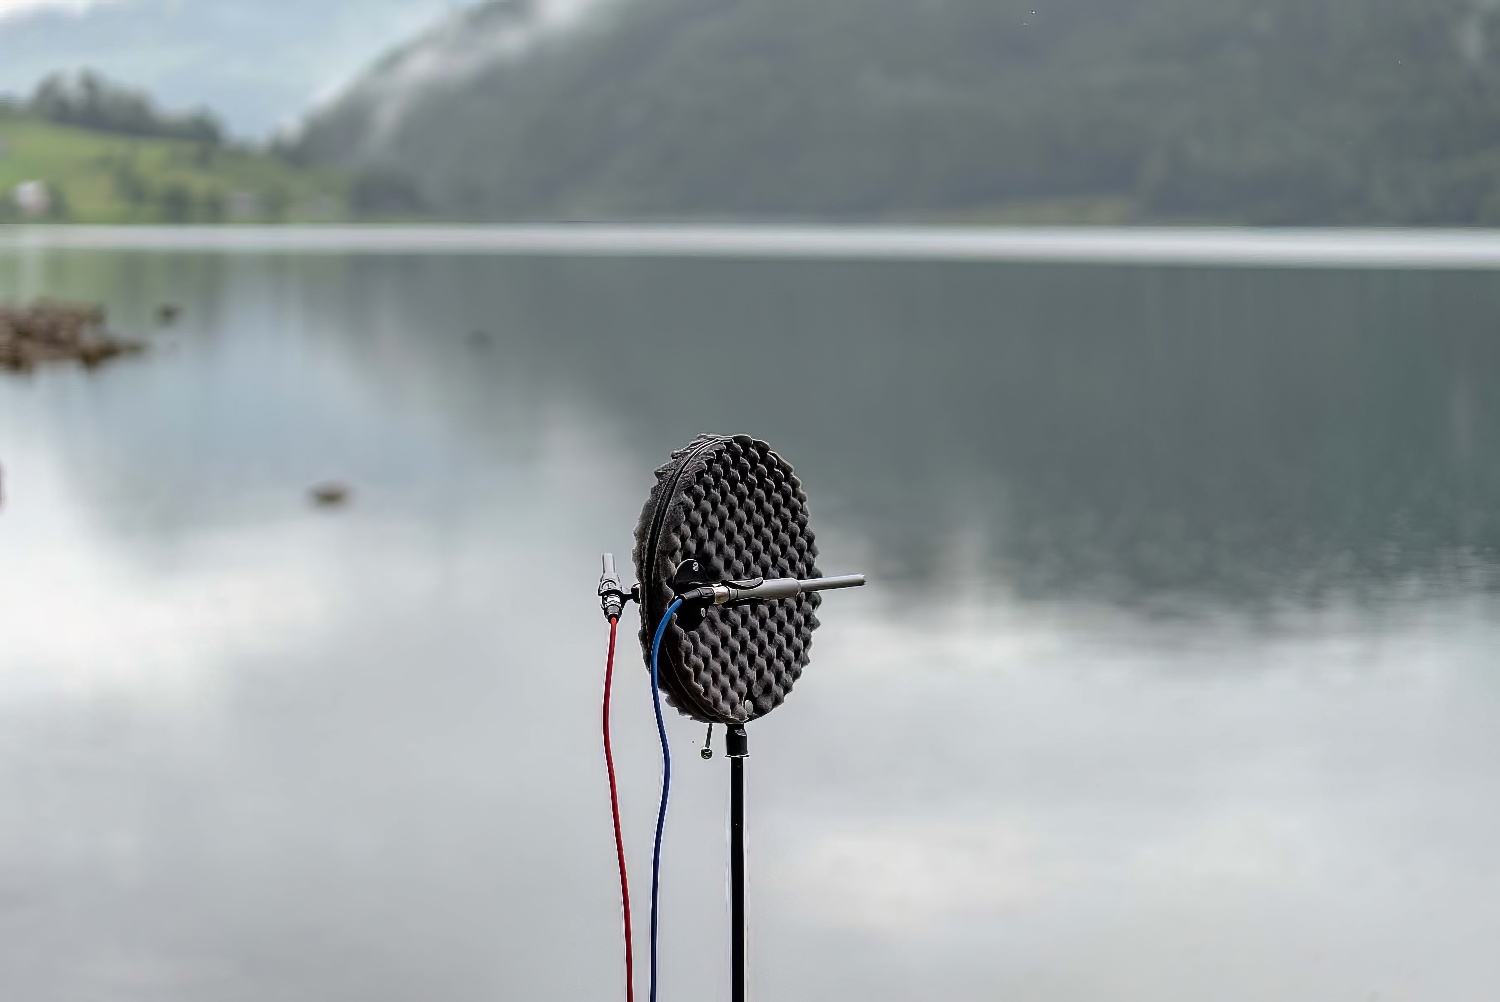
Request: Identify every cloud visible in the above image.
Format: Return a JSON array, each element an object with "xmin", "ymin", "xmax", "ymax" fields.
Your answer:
[
  {"xmin": 0, "ymin": 443, "xmax": 340, "ymax": 708},
  {"xmin": 328, "ymin": 0, "xmax": 616, "ymax": 152},
  {"xmin": 0, "ymin": 0, "xmax": 116, "ymax": 19},
  {"xmin": 0, "ymin": 0, "xmax": 486, "ymax": 135},
  {"xmin": 775, "ymin": 819, "xmax": 1051, "ymax": 934}
]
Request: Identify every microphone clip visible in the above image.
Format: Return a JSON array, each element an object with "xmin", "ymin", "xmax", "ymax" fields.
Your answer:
[{"xmin": 598, "ymin": 553, "xmax": 639, "ymax": 621}]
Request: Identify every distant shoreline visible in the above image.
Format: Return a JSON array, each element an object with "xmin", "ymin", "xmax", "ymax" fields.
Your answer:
[{"xmin": 8, "ymin": 224, "xmax": 1500, "ymax": 270}]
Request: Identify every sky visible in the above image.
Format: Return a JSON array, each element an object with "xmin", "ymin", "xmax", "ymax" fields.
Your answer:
[
  {"xmin": 0, "ymin": 0, "xmax": 115, "ymax": 13},
  {"xmin": 0, "ymin": 0, "xmax": 482, "ymax": 137}
]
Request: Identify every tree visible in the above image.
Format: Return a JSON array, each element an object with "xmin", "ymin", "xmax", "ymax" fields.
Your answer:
[{"xmin": 29, "ymin": 71, "xmax": 224, "ymax": 145}]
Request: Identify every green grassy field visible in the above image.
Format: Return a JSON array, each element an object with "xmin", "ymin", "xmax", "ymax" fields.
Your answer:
[{"xmin": 0, "ymin": 109, "xmax": 350, "ymax": 224}]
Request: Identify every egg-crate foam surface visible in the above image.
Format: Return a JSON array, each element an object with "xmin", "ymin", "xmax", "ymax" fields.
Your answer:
[{"xmin": 633, "ymin": 434, "xmax": 822, "ymax": 724}]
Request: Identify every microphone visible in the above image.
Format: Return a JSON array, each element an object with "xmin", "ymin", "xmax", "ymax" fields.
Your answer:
[
  {"xmin": 705, "ymin": 574, "xmax": 866, "ymax": 605},
  {"xmin": 677, "ymin": 572, "xmax": 866, "ymax": 608}
]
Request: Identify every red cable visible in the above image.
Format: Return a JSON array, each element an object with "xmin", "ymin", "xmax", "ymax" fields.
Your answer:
[{"xmin": 603, "ymin": 616, "xmax": 635, "ymax": 1002}]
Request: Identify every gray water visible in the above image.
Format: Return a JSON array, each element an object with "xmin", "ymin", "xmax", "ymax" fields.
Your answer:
[{"xmin": 2, "ymin": 237, "xmax": 1499, "ymax": 1001}]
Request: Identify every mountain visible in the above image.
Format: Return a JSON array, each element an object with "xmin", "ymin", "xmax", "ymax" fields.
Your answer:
[
  {"xmin": 293, "ymin": 0, "xmax": 1500, "ymax": 225},
  {"xmin": 292, "ymin": 0, "xmax": 612, "ymax": 167},
  {"xmin": 0, "ymin": 0, "xmax": 483, "ymax": 137}
]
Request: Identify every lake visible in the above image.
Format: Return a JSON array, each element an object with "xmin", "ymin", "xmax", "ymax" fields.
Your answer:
[{"xmin": 1, "ymin": 228, "xmax": 1498, "ymax": 1001}]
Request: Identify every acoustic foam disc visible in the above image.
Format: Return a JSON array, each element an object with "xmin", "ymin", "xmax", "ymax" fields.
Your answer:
[{"xmin": 633, "ymin": 434, "xmax": 822, "ymax": 724}]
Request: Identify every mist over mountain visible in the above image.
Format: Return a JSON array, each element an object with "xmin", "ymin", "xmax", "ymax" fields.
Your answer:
[
  {"xmin": 294, "ymin": 0, "xmax": 1500, "ymax": 224},
  {"xmin": 0, "ymin": 0, "xmax": 482, "ymax": 136},
  {"xmin": 304, "ymin": 0, "xmax": 613, "ymax": 165}
]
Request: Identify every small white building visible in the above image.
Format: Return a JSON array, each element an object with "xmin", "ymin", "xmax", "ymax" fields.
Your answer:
[{"xmin": 12, "ymin": 181, "xmax": 52, "ymax": 218}]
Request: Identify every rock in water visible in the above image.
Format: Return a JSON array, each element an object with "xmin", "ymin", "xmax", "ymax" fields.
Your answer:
[
  {"xmin": 310, "ymin": 483, "xmax": 352, "ymax": 508},
  {"xmin": 0, "ymin": 300, "xmax": 145, "ymax": 373}
]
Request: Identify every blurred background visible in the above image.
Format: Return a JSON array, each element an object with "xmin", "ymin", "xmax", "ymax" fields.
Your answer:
[
  {"xmin": 9, "ymin": 0, "xmax": 1500, "ymax": 223},
  {"xmin": 3, "ymin": 2, "xmax": 1500, "ymax": 1001}
]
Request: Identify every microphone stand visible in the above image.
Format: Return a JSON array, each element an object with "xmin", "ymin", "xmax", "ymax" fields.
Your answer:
[
  {"xmin": 727, "ymin": 723, "xmax": 749, "ymax": 1002},
  {"xmin": 601, "ymin": 555, "xmax": 866, "ymax": 1002}
]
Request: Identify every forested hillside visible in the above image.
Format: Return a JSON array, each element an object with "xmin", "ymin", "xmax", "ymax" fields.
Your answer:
[
  {"xmin": 1, "ymin": 75, "xmax": 348, "ymax": 224},
  {"xmin": 292, "ymin": 0, "xmax": 1500, "ymax": 224}
]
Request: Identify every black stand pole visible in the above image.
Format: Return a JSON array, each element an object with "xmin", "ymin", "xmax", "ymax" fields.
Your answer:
[{"xmin": 726, "ymin": 724, "xmax": 749, "ymax": 1002}]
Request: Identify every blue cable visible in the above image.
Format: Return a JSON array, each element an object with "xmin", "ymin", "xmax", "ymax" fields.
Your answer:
[{"xmin": 649, "ymin": 598, "xmax": 684, "ymax": 1002}]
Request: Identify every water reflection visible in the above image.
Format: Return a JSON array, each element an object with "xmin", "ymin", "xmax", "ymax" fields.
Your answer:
[
  {"xmin": 0, "ymin": 246, "xmax": 1498, "ymax": 1000},
  {"xmin": 275, "ymin": 254, "xmax": 1500, "ymax": 607}
]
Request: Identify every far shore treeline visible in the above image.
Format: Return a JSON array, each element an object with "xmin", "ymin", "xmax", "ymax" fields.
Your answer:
[
  {"xmin": 23, "ymin": 71, "xmax": 225, "ymax": 147},
  {"xmin": 10, "ymin": 0, "xmax": 1500, "ymax": 227}
]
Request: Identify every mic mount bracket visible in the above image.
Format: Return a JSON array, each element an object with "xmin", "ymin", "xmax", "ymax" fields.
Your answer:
[{"xmin": 669, "ymin": 558, "xmax": 715, "ymax": 631}]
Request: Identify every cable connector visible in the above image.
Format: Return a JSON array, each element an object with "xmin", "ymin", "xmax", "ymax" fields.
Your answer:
[{"xmin": 599, "ymin": 553, "xmax": 637, "ymax": 621}]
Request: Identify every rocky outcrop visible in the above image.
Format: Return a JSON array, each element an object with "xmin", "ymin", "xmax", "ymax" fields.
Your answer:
[{"xmin": 0, "ymin": 300, "xmax": 145, "ymax": 373}]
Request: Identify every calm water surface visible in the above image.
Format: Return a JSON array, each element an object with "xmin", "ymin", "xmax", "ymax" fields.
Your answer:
[{"xmin": 1, "ymin": 238, "xmax": 1499, "ymax": 1001}]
